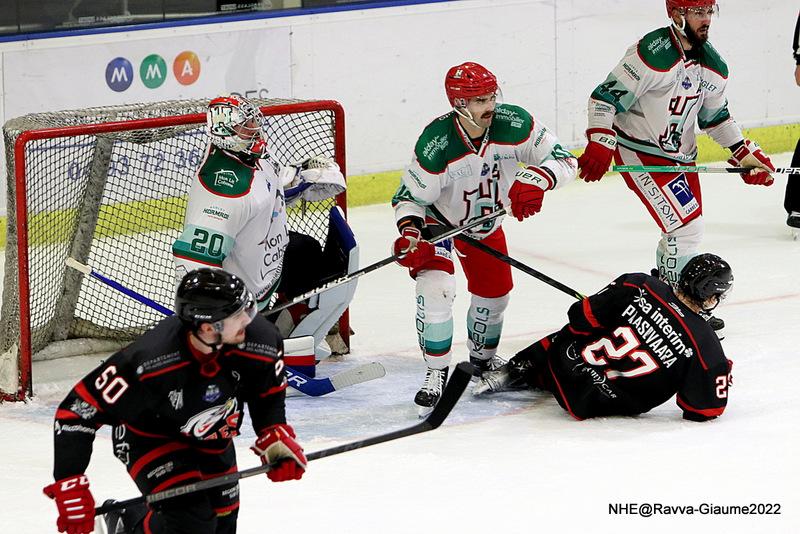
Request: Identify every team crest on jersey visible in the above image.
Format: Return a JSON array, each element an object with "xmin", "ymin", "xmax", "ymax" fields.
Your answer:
[
  {"xmin": 481, "ymin": 163, "xmax": 490, "ymax": 176},
  {"xmin": 203, "ymin": 384, "xmax": 221, "ymax": 402},
  {"xmin": 168, "ymin": 389, "xmax": 184, "ymax": 410},
  {"xmin": 214, "ymin": 169, "xmax": 238, "ymax": 188},
  {"xmin": 180, "ymin": 398, "xmax": 238, "ymax": 439},
  {"xmin": 682, "ymin": 76, "xmax": 692, "ymax": 90}
]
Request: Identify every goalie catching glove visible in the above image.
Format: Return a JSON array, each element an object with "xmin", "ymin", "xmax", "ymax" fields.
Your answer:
[
  {"xmin": 508, "ymin": 166, "xmax": 552, "ymax": 221},
  {"xmin": 577, "ymin": 128, "xmax": 617, "ymax": 182},
  {"xmin": 727, "ymin": 139, "xmax": 775, "ymax": 186},
  {"xmin": 251, "ymin": 423, "xmax": 307, "ymax": 482},
  {"xmin": 43, "ymin": 475, "xmax": 95, "ymax": 534},
  {"xmin": 281, "ymin": 155, "xmax": 346, "ymax": 202}
]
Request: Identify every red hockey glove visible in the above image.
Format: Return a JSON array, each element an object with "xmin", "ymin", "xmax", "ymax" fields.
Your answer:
[
  {"xmin": 393, "ymin": 226, "xmax": 455, "ymax": 277},
  {"xmin": 251, "ymin": 423, "xmax": 307, "ymax": 482},
  {"xmin": 509, "ymin": 166, "xmax": 550, "ymax": 221},
  {"xmin": 577, "ymin": 128, "xmax": 617, "ymax": 182},
  {"xmin": 727, "ymin": 139, "xmax": 775, "ymax": 186},
  {"xmin": 43, "ymin": 475, "xmax": 95, "ymax": 534}
]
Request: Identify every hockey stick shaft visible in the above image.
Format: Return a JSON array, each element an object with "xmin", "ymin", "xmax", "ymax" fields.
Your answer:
[
  {"xmin": 65, "ymin": 258, "xmax": 174, "ymax": 316},
  {"xmin": 64, "ymin": 258, "xmax": 383, "ymax": 397},
  {"xmin": 266, "ymin": 208, "xmax": 508, "ymax": 314},
  {"xmin": 613, "ymin": 165, "xmax": 800, "ymax": 175},
  {"xmin": 95, "ymin": 361, "xmax": 474, "ymax": 515},
  {"xmin": 455, "ymin": 234, "xmax": 586, "ymax": 300}
]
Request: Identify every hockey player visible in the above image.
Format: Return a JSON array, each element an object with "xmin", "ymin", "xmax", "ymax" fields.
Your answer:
[
  {"xmin": 392, "ymin": 62, "xmax": 577, "ymax": 415},
  {"xmin": 173, "ymin": 95, "xmax": 356, "ymax": 362},
  {"xmin": 577, "ymin": 0, "xmax": 774, "ymax": 333},
  {"xmin": 786, "ymin": 10, "xmax": 800, "ymax": 235},
  {"xmin": 43, "ymin": 269, "xmax": 307, "ymax": 534},
  {"xmin": 474, "ymin": 254, "xmax": 734, "ymax": 422}
]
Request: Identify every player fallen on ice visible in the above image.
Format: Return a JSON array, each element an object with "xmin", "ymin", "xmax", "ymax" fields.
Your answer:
[
  {"xmin": 474, "ymin": 254, "xmax": 734, "ymax": 422},
  {"xmin": 173, "ymin": 95, "xmax": 356, "ymax": 363},
  {"xmin": 43, "ymin": 269, "xmax": 306, "ymax": 534},
  {"xmin": 391, "ymin": 62, "xmax": 577, "ymax": 416},
  {"xmin": 577, "ymin": 0, "xmax": 774, "ymax": 337}
]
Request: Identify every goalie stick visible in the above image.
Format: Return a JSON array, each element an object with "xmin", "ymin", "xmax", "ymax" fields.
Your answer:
[
  {"xmin": 95, "ymin": 361, "xmax": 474, "ymax": 516},
  {"xmin": 267, "ymin": 207, "xmax": 508, "ymax": 315},
  {"xmin": 65, "ymin": 258, "xmax": 385, "ymax": 397},
  {"xmin": 613, "ymin": 165, "xmax": 800, "ymax": 175}
]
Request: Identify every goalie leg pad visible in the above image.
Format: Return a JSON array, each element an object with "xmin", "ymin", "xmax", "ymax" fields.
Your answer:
[{"xmin": 415, "ymin": 269, "xmax": 456, "ymax": 370}]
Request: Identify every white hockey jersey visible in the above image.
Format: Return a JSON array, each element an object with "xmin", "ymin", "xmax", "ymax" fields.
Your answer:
[
  {"xmin": 173, "ymin": 146, "xmax": 289, "ymax": 308},
  {"xmin": 587, "ymin": 26, "xmax": 744, "ymax": 163},
  {"xmin": 392, "ymin": 104, "xmax": 577, "ymax": 237}
]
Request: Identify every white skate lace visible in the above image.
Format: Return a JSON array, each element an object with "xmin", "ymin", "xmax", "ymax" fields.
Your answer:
[{"xmin": 423, "ymin": 369, "xmax": 444, "ymax": 395}]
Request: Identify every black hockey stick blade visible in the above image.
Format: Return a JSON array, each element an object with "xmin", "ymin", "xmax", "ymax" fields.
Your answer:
[{"xmin": 95, "ymin": 362, "xmax": 474, "ymax": 516}]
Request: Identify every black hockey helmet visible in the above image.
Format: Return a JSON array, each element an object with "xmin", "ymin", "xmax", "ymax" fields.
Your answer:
[
  {"xmin": 678, "ymin": 253, "xmax": 733, "ymax": 305},
  {"xmin": 175, "ymin": 268, "xmax": 255, "ymax": 327}
]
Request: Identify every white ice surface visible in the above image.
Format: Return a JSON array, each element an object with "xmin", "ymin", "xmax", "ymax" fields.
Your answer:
[{"xmin": 1, "ymin": 154, "xmax": 799, "ymax": 533}]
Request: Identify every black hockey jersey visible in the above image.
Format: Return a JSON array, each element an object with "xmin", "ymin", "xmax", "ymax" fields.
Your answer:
[
  {"xmin": 52, "ymin": 315, "xmax": 287, "ymax": 480},
  {"xmin": 548, "ymin": 273, "xmax": 731, "ymax": 421}
]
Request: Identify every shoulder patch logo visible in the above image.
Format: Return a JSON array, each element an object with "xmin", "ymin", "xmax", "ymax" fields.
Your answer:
[
  {"xmin": 648, "ymin": 36, "xmax": 671, "ymax": 54},
  {"xmin": 422, "ymin": 134, "xmax": 448, "ymax": 160},
  {"xmin": 214, "ymin": 169, "xmax": 238, "ymax": 188}
]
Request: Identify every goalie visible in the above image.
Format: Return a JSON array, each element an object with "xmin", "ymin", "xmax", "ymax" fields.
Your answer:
[{"xmin": 173, "ymin": 95, "xmax": 358, "ymax": 365}]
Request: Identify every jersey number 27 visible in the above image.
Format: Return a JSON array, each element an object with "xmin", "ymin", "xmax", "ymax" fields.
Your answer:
[{"xmin": 581, "ymin": 326, "xmax": 659, "ymax": 380}]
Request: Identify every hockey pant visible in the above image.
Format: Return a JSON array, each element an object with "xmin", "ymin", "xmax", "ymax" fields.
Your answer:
[
  {"xmin": 414, "ymin": 227, "xmax": 512, "ymax": 369},
  {"xmin": 269, "ymin": 206, "xmax": 358, "ymax": 365},
  {"xmin": 112, "ymin": 425, "xmax": 239, "ymax": 534},
  {"xmin": 616, "ymin": 146, "xmax": 705, "ymax": 285},
  {"xmin": 513, "ymin": 334, "xmax": 640, "ymax": 421}
]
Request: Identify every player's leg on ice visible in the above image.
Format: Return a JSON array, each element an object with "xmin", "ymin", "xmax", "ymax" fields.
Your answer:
[
  {"xmin": 786, "ymin": 138, "xmax": 800, "ymax": 238},
  {"xmin": 414, "ymin": 267, "xmax": 456, "ymax": 416},
  {"xmin": 473, "ymin": 336, "xmax": 549, "ymax": 395},
  {"xmin": 454, "ymin": 227, "xmax": 513, "ymax": 375}
]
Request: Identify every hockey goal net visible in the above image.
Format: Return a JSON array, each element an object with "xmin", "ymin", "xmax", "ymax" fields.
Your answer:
[{"xmin": 1, "ymin": 98, "xmax": 348, "ymax": 401}]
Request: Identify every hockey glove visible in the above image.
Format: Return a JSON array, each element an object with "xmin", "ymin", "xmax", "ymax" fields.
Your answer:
[
  {"xmin": 577, "ymin": 128, "xmax": 617, "ymax": 182},
  {"xmin": 728, "ymin": 139, "xmax": 775, "ymax": 186},
  {"xmin": 393, "ymin": 226, "xmax": 455, "ymax": 277},
  {"xmin": 251, "ymin": 423, "xmax": 307, "ymax": 482},
  {"xmin": 43, "ymin": 475, "xmax": 95, "ymax": 534},
  {"xmin": 509, "ymin": 166, "xmax": 550, "ymax": 221}
]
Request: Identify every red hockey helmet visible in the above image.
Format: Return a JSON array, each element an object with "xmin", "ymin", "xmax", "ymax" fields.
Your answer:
[
  {"xmin": 444, "ymin": 62, "xmax": 498, "ymax": 108},
  {"xmin": 665, "ymin": 0, "xmax": 716, "ymax": 16}
]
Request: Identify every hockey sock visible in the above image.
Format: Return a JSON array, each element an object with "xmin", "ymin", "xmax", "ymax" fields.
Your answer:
[
  {"xmin": 467, "ymin": 294, "xmax": 509, "ymax": 362},
  {"xmin": 416, "ymin": 270, "xmax": 456, "ymax": 369}
]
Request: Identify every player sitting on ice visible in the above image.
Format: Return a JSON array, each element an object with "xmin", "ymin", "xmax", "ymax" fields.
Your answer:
[
  {"xmin": 173, "ymin": 95, "xmax": 357, "ymax": 366},
  {"xmin": 474, "ymin": 254, "xmax": 734, "ymax": 422},
  {"xmin": 391, "ymin": 62, "xmax": 577, "ymax": 416},
  {"xmin": 43, "ymin": 268, "xmax": 306, "ymax": 534}
]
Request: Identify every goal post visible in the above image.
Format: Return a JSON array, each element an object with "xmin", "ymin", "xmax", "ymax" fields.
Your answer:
[{"xmin": 1, "ymin": 98, "xmax": 349, "ymax": 401}]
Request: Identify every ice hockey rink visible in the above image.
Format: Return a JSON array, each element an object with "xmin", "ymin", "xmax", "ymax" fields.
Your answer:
[{"xmin": 1, "ymin": 153, "xmax": 798, "ymax": 533}]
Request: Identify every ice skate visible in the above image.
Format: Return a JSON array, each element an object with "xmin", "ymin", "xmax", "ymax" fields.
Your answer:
[
  {"xmin": 469, "ymin": 355, "xmax": 508, "ymax": 378},
  {"xmin": 788, "ymin": 212, "xmax": 800, "ymax": 240},
  {"xmin": 414, "ymin": 367, "xmax": 449, "ymax": 417}
]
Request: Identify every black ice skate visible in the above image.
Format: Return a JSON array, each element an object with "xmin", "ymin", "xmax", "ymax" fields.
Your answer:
[
  {"xmin": 788, "ymin": 212, "xmax": 800, "ymax": 240},
  {"xmin": 414, "ymin": 367, "xmax": 449, "ymax": 417},
  {"xmin": 472, "ymin": 360, "xmax": 529, "ymax": 396},
  {"xmin": 469, "ymin": 355, "xmax": 508, "ymax": 378}
]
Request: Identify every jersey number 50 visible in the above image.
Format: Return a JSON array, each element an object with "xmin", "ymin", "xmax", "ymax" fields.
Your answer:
[{"xmin": 581, "ymin": 326, "xmax": 659, "ymax": 380}]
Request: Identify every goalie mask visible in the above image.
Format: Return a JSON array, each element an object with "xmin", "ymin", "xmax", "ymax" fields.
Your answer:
[
  {"xmin": 444, "ymin": 62, "xmax": 498, "ymax": 109},
  {"xmin": 207, "ymin": 95, "xmax": 266, "ymax": 155},
  {"xmin": 677, "ymin": 253, "xmax": 733, "ymax": 311}
]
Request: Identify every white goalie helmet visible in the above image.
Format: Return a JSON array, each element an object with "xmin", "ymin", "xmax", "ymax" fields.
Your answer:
[{"xmin": 206, "ymin": 95, "xmax": 266, "ymax": 155}]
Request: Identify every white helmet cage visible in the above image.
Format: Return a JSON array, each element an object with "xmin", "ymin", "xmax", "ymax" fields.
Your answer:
[{"xmin": 206, "ymin": 96, "xmax": 266, "ymax": 154}]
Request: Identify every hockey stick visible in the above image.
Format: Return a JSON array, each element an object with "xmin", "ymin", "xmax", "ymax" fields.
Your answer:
[
  {"xmin": 613, "ymin": 165, "xmax": 800, "ymax": 175},
  {"xmin": 456, "ymin": 233, "xmax": 586, "ymax": 300},
  {"xmin": 95, "ymin": 361, "xmax": 474, "ymax": 516},
  {"xmin": 266, "ymin": 207, "xmax": 508, "ymax": 315},
  {"xmin": 65, "ymin": 258, "xmax": 385, "ymax": 397},
  {"xmin": 425, "ymin": 205, "xmax": 586, "ymax": 300}
]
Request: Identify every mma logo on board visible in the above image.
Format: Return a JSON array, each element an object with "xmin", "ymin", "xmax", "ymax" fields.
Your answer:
[{"xmin": 105, "ymin": 51, "xmax": 201, "ymax": 92}]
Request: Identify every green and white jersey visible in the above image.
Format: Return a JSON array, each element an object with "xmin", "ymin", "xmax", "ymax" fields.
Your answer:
[
  {"xmin": 587, "ymin": 26, "xmax": 744, "ymax": 163},
  {"xmin": 173, "ymin": 146, "xmax": 289, "ymax": 308},
  {"xmin": 392, "ymin": 104, "xmax": 576, "ymax": 237}
]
